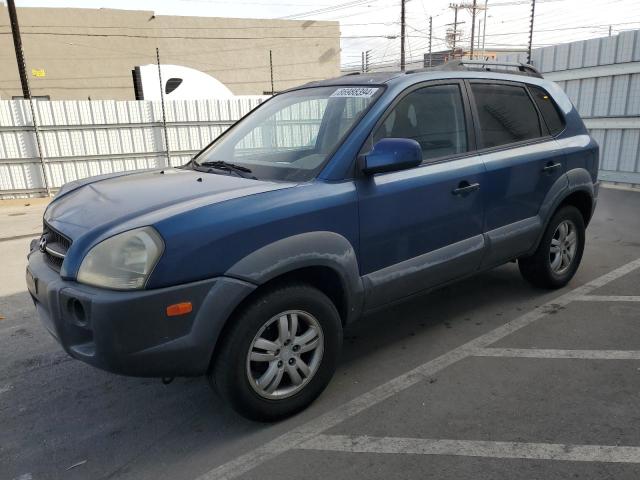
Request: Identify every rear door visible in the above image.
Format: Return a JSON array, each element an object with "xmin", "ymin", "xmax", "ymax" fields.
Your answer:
[
  {"xmin": 356, "ymin": 81, "xmax": 487, "ymax": 310},
  {"xmin": 467, "ymin": 80, "xmax": 567, "ymax": 267}
]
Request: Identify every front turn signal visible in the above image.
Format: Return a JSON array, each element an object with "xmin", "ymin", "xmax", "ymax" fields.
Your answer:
[{"xmin": 166, "ymin": 302, "xmax": 193, "ymax": 317}]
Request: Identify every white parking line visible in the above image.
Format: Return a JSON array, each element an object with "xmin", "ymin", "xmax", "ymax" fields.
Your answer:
[
  {"xmin": 299, "ymin": 434, "xmax": 640, "ymax": 464},
  {"xmin": 574, "ymin": 295, "xmax": 640, "ymax": 302},
  {"xmin": 196, "ymin": 257, "xmax": 640, "ymax": 480},
  {"xmin": 12, "ymin": 474, "xmax": 33, "ymax": 480},
  {"xmin": 475, "ymin": 347, "xmax": 640, "ymax": 360}
]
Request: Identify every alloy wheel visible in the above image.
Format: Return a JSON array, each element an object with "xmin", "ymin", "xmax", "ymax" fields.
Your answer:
[
  {"xmin": 549, "ymin": 219, "xmax": 577, "ymax": 275},
  {"xmin": 246, "ymin": 310, "xmax": 324, "ymax": 399}
]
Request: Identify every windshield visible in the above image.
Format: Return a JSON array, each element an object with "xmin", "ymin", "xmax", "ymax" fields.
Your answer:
[{"xmin": 194, "ymin": 86, "xmax": 382, "ymax": 181}]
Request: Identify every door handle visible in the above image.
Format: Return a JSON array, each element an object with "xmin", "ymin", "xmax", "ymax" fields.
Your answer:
[
  {"xmin": 542, "ymin": 162, "xmax": 562, "ymax": 173},
  {"xmin": 452, "ymin": 181, "xmax": 480, "ymax": 195}
]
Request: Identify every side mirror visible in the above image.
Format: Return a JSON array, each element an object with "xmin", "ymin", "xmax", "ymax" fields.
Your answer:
[{"xmin": 360, "ymin": 138, "xmax": 423, "ymax": 175}]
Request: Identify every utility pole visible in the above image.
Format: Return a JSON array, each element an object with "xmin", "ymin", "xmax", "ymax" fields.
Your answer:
[
  {"xmin": 469, "ymin": 0, "xmax": 477, "ymax": 59},
  {"xmin": 481, "ymin": 0, "xmax": 488, "ymax": 59},
  {"xmin": 449, "ymin": 3, "xmax": 459, "ymax": 58},
  {"xmin": 7, "ymin": 0, "xmax": 49, "ymax": 195},
  {"xmin": 608, "ymin": 25, "xmax": 612, "ymax": 36},
  {"xmin": 527, "ymin": 0, "xmax": 536, "ymax": 64},
  {"xmin": 269, "ymin": 50, "xmax": 274, "ymax": 94},
  {"xmin": 361, "ymin": 51, "xmax": 365, "ymax": 73},
  {"xmin": 400, "ymin": 0, "xmax": 406, "ymax": 71},
  {"xmin": 428, "ymin": 16, "xmax": 433, "ymax": 67},
  {"xmin": 7, "ymin": 0, "xmax": 30, "ymax": 98}
]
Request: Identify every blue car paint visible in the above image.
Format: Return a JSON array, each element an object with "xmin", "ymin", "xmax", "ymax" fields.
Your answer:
[
  {"xmin": 28, "ymin": 68, "xmax": 599, "ymax": 378},
  {"xmin": 479, "ymin": 139, "xmax": 567, "ymax": 231},
  {"xmin": 149, "ymin": 180, "xmax": 360, "ymax": 289},
  {"xmin": 360, "ymin": 137, "xmax": 422, "ymax": 174},
  {"xmin": 357, "ymin": 154, "xmax": 486, "ymax": 275},
  {"xmin": 45, "ymin": 168, "xmax": 296, "ymax": 279}
]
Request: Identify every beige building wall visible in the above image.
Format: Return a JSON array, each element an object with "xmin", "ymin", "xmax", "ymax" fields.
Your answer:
[{"xmin": 0, "ymin": 6, "xmax": 340, "ymax": 100}]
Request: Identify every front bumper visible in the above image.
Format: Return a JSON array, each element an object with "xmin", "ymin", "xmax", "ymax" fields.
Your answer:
[{"xmin": 26, "ymin": 250, "xmax": 256, "ymax": 377}]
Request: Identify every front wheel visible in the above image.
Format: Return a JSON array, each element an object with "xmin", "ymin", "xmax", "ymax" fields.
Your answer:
[
  {"xmin": 211, "ymin": 283, "xmax": 342, "ymax": 421},
  {"xmin": 519, "ymin": 205, "xmax": 586, "ymax": 289}
]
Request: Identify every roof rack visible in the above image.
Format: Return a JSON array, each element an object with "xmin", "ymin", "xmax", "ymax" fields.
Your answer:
[{"xmin": 410, "ymin": 59, "xmax": 543, "ymax": 78}]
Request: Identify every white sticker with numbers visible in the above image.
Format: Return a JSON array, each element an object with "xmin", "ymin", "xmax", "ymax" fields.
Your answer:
[{"xmin": 330, "ymin": 87, "xmax": 379, "ymax": 98}]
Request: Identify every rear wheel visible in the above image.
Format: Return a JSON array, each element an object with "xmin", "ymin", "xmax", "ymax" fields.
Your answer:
[
  {"xmin": 519, "ymin": 205, "xmax": 585, "ymax": 289},
  {"xmin": 211, "ymin": 283, "xmax": 342, "ymax": 421}
]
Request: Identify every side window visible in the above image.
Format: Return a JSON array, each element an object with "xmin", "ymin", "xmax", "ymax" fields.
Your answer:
[
  {"xmin": 373, "ymin": 84, "xmax": 468, "ymax": 161},
  {"xmin": 528, "ymin": 85, "xmax": 566, "ymax": 136},
  {"xmin": 470, "ymin": 83, "xmax": 541, "ymax": 148}
]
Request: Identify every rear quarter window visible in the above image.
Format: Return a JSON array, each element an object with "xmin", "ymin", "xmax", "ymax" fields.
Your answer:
[{"xmin": 528, "ymin": 85, "xmax": 566, "ymax": 136}]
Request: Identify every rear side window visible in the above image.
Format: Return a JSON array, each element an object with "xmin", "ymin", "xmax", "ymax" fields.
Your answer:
[
  {"xmin": 373, "ymin": 84, "xmax": 468, "ymax": 161},
  {"xmin": 470, "ymin": 83, "xmax": 541, "ymax": 148},
  {"xmin": 528, "ymin": 85, "xmax": 566, "ymax": 136}
]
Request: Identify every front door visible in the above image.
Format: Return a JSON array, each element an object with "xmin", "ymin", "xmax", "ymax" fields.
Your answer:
[{"xmin": 357, "ymin": 81, "xmax": 486, "ymax": 310}]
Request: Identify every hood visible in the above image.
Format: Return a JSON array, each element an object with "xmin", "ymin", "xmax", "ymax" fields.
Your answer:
[{"xmin": 44, "ymin": 168, "xmax": 294, "ymax": 240}]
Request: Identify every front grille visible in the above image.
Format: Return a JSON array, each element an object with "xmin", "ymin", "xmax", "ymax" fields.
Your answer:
[{"xmin": 41, "ymin": 223, "xmax": 72, "ymax": 272}]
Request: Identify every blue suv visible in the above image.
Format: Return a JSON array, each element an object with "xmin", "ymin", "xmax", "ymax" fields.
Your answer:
[{"xmin": 27, "ymin": 61, "xmax": 598, "ymax": 420}]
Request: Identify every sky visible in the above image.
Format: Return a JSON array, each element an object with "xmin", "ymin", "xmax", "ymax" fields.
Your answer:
[{"xmin": 5, "ymin": 0, "xmax": 640, "ymax": 71}]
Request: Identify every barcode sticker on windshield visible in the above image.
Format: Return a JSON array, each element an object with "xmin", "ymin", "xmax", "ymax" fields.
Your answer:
[{"xmin": 330, "ymin": 87, "xmax": 378, "ymax": 98}]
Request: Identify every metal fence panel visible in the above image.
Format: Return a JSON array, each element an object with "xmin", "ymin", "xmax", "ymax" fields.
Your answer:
[
  {"xmin": 0, "ymin": 96, "xmax": 267, "ymax": 197},
  {"xmin": 499, "ymin": 29, "xmax": 640, "ymax": 185}
]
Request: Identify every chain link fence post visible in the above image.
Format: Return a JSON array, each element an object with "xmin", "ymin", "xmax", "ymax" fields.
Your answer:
[{"xmin": 156, "ymin": 47, "xmax": 171, "ymax": 167}]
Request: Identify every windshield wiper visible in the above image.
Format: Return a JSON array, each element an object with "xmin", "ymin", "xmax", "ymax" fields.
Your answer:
[{"xmin": 198, "ymin": 160, "xmax": 256, "ymax": 179}]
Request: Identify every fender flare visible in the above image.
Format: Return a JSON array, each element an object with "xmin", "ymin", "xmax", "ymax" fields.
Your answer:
[
  {"xmin": 225, "ymin": 231, "xmax": 364, "ymax": 324},
  {"xmin": 529, "ymin": 168, "xmax": 595, "ymax": 255}
]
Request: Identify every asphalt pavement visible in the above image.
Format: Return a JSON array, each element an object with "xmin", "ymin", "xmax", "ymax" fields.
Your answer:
[
  {"xmin": 0, "ymin": 197, "xmax": 49, "ymax": 242},
  {"xmin": 1, "ymin": 186, "xmax": 640, "ymax": 480}
]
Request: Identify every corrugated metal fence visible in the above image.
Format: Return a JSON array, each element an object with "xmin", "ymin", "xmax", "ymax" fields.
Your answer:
[
  {"xmin": 500, "ymin": 29, "xmax": 640, "ymax": 186},
  {"xmin": 0, "ymin": 97, "xmax": 267, "ymax": 198}
]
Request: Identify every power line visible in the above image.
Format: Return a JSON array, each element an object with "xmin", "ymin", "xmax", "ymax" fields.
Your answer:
[
  {"xmin": 279, "ymin": 0, "xmax": 380, "ymax": 19},
  {"xmin": 0, "ymin": 31, "xmax": 399, "ymax": 40},
  {"xmin": 0, "ymin": 21, "xmax": 400, "ymax": 30},
  {"xmin": 181, "ymin": 0, "xmax": 336, "ymax": 5},
  {"xmin": 5, "ymin": 0, "xmax": 640, "ymax": 73},
  {"xmin": 480, "ymin": 21, "xmax": 640, "ymax": 37}
]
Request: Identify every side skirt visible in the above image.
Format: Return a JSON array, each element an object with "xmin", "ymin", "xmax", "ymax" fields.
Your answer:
[{"xmin": 362, "ymin": 235, "xmax": 485, "ymax": 311}]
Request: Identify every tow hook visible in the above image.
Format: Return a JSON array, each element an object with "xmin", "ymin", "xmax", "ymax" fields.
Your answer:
[{"xmin": 162, "ymin": 377, "xmax": 174, "ymax": 385}]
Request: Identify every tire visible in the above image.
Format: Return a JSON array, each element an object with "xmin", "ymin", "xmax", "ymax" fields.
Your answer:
[
  {"xmin": 210, "ymin": 283, "xmax": 342, "ymax": 422},
  {"xmin": 519, "ymin": 205, "xmax": 585, "ymax": 289}
]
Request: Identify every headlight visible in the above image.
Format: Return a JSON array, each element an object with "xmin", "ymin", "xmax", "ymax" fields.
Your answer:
[{"xmin": 77, "ymin": 227, "xmax": 164, "ymax": 290}]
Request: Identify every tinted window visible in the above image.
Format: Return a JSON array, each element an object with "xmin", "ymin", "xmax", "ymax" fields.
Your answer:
[
  {"xmin": 373, "ymin": 84, "xmax": 467, "ymax": 161},
  {"xmin": 529, "ymin": 85, "xmax": 565, "ymax": 136},
  {"xmin": 471, "ymin": 83, "xmax": 541, "ymax": 148}
]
